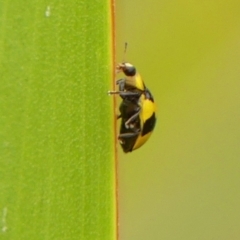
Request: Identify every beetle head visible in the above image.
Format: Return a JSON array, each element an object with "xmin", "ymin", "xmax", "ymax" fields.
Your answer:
[{"xmin": 117, "ymin": 63, "xmax": 136, "ymax": 76}]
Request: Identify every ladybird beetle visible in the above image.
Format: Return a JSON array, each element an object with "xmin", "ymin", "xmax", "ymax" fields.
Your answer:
[{"xmin": 108, "ymin": 61, "xmax": 156, "ymax": 153}]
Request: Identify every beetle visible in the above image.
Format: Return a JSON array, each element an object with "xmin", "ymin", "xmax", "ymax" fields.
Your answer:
[{"xmin": 108, "ymin": 62, "xmax": 156, "ymax": 153}]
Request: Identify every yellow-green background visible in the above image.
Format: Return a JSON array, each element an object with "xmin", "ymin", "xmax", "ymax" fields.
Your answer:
[{"xmin": 116, "ymin": 0, "xmax": 240, "ymax": 239}]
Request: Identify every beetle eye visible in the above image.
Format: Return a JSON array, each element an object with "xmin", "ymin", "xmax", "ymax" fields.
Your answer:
[{"xmin": 123, "ymin": 63, "xmax": 136, "ymax": 76}]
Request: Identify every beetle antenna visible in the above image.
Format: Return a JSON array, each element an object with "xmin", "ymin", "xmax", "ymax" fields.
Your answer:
[{"xmin": 122, "ymin": 42, "xmax": 128, "ymax": 63}]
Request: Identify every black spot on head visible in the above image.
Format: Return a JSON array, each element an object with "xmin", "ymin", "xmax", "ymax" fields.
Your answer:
[{"xmin": 123, "ymin": 64, "xmax": 136, "ymax": 76}]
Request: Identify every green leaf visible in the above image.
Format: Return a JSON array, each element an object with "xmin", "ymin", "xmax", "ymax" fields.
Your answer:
[{"xmin": 0, "ymin": 1, "xmax": 116, "ymax": 239}]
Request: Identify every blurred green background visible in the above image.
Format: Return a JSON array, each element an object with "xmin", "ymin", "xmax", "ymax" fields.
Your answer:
[{"xmin": 116, "ymin": 0, "xmax": 240, "ymax": 239}]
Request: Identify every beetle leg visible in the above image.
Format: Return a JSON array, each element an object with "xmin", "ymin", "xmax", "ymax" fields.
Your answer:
[
  {"xmin": 117, "ymin": 114, "xmax": 122, "ymax": 119},
  {"xmin": 118, "ymin": 131, "xmax": 139, "ymax": 138},
  {"xmin": 124, "ymin": 110, "xmax": 140, "ymax": 129},
  {"xmin": 116, "ymin": 79, "xmax": 125, "ymax": 91},
  {"xmin": 108, "ymin": 91, "xmax": 140, "ymax": 97}
]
